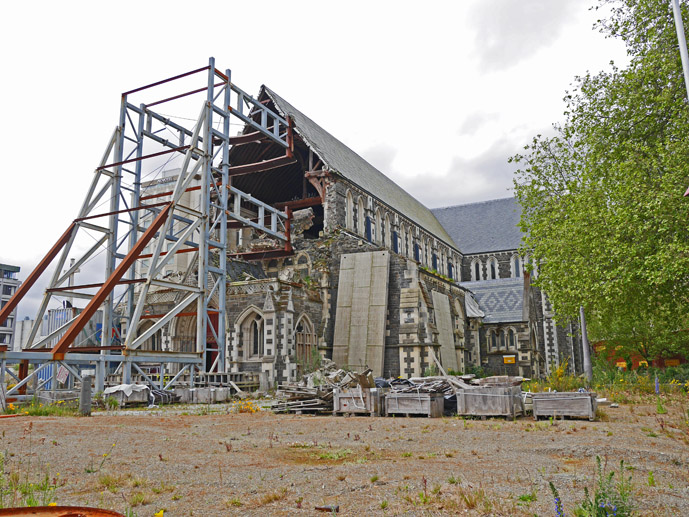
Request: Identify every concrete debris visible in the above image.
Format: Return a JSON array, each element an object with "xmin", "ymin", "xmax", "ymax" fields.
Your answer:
[{"xmin": 273, "ymin": 360, "xmax": 373, "ymax": 413}]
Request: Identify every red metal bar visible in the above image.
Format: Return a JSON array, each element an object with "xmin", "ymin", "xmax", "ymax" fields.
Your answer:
[
  {"xmin": 0, "ymin": 223, "xmax": 76, "ymax": 325},
  {"xmin": 146, "ymin": 82, "xmax": 225, "ymax": 108},
  {"xmin": 227, "ymin": 155, "xmax": 296, "ymax": 177},
  {"xmin": 123, "ymin": 66, "xmax": 210, "ymax": 96},
  {"xmin": 272, "ymin": 197, "xmax": 322, "ymax": 211},
  {"xmin": 25, "ymin": 345, "xmax": 124, "ymax": 352},
  {"xmin": 286, "ymin": 117, "xmax": 294, "ymax": 159},
  {"xmin": 228, "ymin": 249, "xmax": 293, "ymax": 261},
  {"xmin": 213, "ymin": 68, "xmax": 229, "ymax": 81},
  {"xmin": 51, "ymin": 204, "xmax": 173, "ymax": 360},
  {"xmin": 284, "ymin": 206, "xmax": 293, "ymax": 253},
  {"xmin": 229, "ymin": 131, "xmax": 268, "ymax": 146},
  {"xmin": 47, "ymin": 278, "xmax": 146, "ymax": 292},
  {"xmin": 97, "ymin": 146, "xmax": 189, "ymax": 171},
  {"xmin": 140, "ymin": 185, "xmax": 202, "ymax": 202},
  {"xmin": 75, "ymin": 201, "xmax": 169, "ymax": 222}
]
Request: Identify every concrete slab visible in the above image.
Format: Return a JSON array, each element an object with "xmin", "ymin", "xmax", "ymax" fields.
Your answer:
[
  {"xmin": 332, "ymin": 251, "xmax": 389, "ymax": 375},
  {"xmin": 431, "ymin": 290, "xmax": 458, "ymax": 372}
]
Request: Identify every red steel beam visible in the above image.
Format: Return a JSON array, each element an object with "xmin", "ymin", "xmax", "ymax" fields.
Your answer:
[
  {"xmin": 229, "ymin": 131, "xmax": 268, "ymax": 146},
  {"xmin": 51, "ymin": 204, "xmax": 173, "ymax": 360},
  {"xmin": 97, "ymin": 146, "xmax": 189, "ymax": 171},
  {"xmin": 228, "ymin": 249, "xmax": 293, "ymax": 261},
  {"xmin": 47, "ymin": 278, "xmax": 146, "ymax": 292},
  {"xmin": 123, "ymin": 66, "xmax": 210, "ymax": 96},
  {"xmin": 272, "ymin": 197, "xmax": 322, "ymax": 211},
  {"xmin": 75, "ymin": 201, "xmax": 169, "ymax": 222},
  {"xmin": 0, "ymin": 223, "xmax": 76, "ymax": 326},
  {"xmin": 146, "ymin": 82, "xmax": 225, "ymax": 108}
]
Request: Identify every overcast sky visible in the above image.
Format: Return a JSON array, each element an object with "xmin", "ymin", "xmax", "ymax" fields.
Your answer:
[{"xmin": 0, "ymin": 0, "xmax": 630, "ymax": 319}]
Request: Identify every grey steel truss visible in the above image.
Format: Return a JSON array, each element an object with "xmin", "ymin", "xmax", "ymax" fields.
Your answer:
[{"xmin": 0, "ymin": 58, "xmax": 294, "ymax": 395}]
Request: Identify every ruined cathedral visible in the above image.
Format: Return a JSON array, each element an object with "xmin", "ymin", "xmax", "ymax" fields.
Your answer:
[{"xmin": 140, "ymin": 86, "xmax": 584, "ymax": 384}]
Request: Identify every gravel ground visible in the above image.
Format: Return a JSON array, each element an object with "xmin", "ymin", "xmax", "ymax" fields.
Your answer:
[{"xmin": 1, "ymin": 395, "xmax": 688, "ymax": 516}]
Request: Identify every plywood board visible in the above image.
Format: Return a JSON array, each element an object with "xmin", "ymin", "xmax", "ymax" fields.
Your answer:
[
  {"xmin": 431, "ymin": 290, "xmax": 458, "ymax": 372},
  {"xmin": 332, "ymin": 251, "xmax": 389, "ymax": 375}
]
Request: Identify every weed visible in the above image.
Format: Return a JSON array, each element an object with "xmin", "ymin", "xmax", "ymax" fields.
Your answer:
[
  {"xmin": 129, "ymin": 491, "xmax": 151, "ymax": 507},
  {"xmin": 518, "ymin": 489, "xmax": 537, "ymax": 504},
  {"xmin": 380, "ymin": 499, "xmax": 388, "ymax": 509},
  {"xmin": 549, "ymin": 482, "xmax": 564, "ymax": 517},
  {"xmin": 647, "ymin": 471, "xmax": 655, "ymax": 487},
  {"xmin": 457, "ymin": 486, "xmax": 487, "ymax": 510},
  {"xmin": 317, "ymin": 448, "xmax": 352, "ymax": 461},
  {"xmin": 98, "ymin": 473, "xmax": 125, "ymax": 494},
  {"xmin": 226, "ymin": 496, "xmax": 242, "ymax": 507},
  {"xmin": 656, "ymin": 397, "xmax": 667, "ymax": 415},
  {"xmin": 401, "ymin": 452, "xmax": 412, "ymax": 458},
  {"xmin": 447, "ymin": 474, "xmax": 459, "ymax": 485},
  {"xmin": 370, "ymin": 474, "xmax": 379, "ymax": 483},
  {"xmin": 550, "ymin": 456, "xmax": 634, "ymax": 516},
  {"xmin": 105, "ymin": 396, "xmax": 119, "ymax": 411},
  {"xmin": 258, "ymin": 487, "xmax": 287, "ymax": 505},
  {"xmin": 85, "ymin": 442, "xmax": 117, "ymax": 474},
  {"xmin": 151, "ymin": 481, "xmax": 175, "ymax": 494}
]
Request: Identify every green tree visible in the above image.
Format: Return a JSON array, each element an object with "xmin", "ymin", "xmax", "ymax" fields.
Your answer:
[{"xmin": 511, "ymin": 0, "xmax": 689, "ymax": 361}]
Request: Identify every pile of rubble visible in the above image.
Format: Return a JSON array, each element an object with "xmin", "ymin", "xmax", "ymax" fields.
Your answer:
[
  {"xmin": 273, "ymin": 361, "xmax": 528, "ymax": 417},
  {"xmin": 273, "ymin": 359, "xmax": 374, "ymax": 413}
]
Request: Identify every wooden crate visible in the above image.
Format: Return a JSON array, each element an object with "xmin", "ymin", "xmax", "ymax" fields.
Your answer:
[
  {"xmin": 385, "ymin": 392, "xmax": 444, "ymax": 418},
  {"xmin": 456, "ymin": 385, "xmax": 524, "ymax": 418},
  {"xmin": 333, "ymin": 387, "xmax": 384, "ymax": 416},
  {"xmin": 531, "ymin": 392, "xmax": 597, "ymax": 421}
]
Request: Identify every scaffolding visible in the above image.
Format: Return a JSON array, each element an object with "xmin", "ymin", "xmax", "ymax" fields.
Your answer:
[{"xmin": 0, "ymin": 58, "xmax": 295, "ymax": 398}]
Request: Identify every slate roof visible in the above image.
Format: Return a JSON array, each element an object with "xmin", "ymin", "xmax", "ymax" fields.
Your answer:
[
  {"xmin": 263, "ymin": 87, "xmax": 457, "ymax": 249},
  {"xmin": 460, "ymin": 278, "xmax": 525, "ymax": 323},
  {"xmin": 431, "ymin": 197, "xmax": 522, "ymax": 254}
]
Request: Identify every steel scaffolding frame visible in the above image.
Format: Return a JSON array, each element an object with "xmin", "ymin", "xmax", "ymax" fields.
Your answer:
[{"xmin": 0, "ymin": 58, "xmax": 294, "ymax": 397}]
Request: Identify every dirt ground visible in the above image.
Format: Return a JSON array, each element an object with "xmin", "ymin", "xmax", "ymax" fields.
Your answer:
[{"xmin": 1, "ymin": 395, "xmax": 688, "ymax": 516}]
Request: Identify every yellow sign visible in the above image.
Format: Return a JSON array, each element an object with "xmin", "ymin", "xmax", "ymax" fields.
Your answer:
[
  {"xmin": 665, "ymin": 359, "xmax": 680, "ymax": 367},
  {"xmin": 503, "ymin": 355, "xmax": 516, "ymax": 364}
]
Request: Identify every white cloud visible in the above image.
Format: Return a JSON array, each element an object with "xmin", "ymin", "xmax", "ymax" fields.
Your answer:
[{"xmin": 469, "ymin": 0, "xmax": 580, "ymax": 72}]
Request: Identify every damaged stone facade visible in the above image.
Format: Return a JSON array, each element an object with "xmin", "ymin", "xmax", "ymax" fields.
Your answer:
[{"xmin": 132, "ymin": 86, "xmax": 581, "ymax": 384}]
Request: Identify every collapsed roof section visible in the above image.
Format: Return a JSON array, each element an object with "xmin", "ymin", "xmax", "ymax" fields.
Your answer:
[{"xmin": 227, "ymin": 85, "xmax": 459, "ymax": 250}]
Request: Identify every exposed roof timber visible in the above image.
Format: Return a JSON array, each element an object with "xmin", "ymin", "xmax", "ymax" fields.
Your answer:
[
  {"xmin": 228, "ymin": 249, "xmax": 294, "ymax": 261},
  {"xmin": 228, "ymin": 155, "xmax": 297, "ymax": 177}
]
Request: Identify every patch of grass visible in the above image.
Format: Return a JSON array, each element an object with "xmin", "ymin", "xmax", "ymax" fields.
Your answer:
[
  {"xmin": 128, "ymin": 491, "xmax": 151, "ymax": 507},
  {"xmin": 447, "ymin": 474, "xmax": 459, "ymax": 485},
  {"xmin": 457, "ymin": 486, "xmax": 487, "ymax": 509},
  {"xmin": 317, "ymin": 448, "xmax": 352, "ymax": 461},
  {"xmin": 401, "ymin": 452, "xmax": 412, "ymax": 458},
  {"xmin": 226, "ymin": 496, "xmax": 242, "ymax": 507},
  {"xmin": 647, "ymin": 471, "xmax": 655, "ymax": 487},
  {"xmin": 98, "ymin": 473, "xmax": 126, "ymax": 494},
  {"xmin": 258, "ymin": 488, "xmax": 287, "ymax": 505},
  {"xmin": 517, "ymin": 490, "xmax": 537, "ymax": 504},
  {"xmin": 380, "ymin": 499, "xmax": 388, "ymax": 509},
  {"xmin": 370, "ymin": 474, "xmax": 379, "ymax": 483},
  {"xmin": 151, "ymin": 481, "xmax": 176, "ymax": 495}
]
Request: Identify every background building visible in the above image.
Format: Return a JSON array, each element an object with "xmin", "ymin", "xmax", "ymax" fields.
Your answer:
[{"xmin": 0, "ymin": 264, "xmax": 21, "ymax": 349}]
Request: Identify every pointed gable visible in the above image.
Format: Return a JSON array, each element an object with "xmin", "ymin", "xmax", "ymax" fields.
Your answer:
[{"xmin": 262, "ymin": 86, "xmax": 458, "ymax": 250}]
